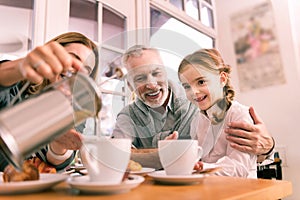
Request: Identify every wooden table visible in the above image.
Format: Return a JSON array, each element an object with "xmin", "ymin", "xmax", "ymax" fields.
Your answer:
[{"xmin": 0, "ymin": 175, "xmax": 293, "ymax": 200}]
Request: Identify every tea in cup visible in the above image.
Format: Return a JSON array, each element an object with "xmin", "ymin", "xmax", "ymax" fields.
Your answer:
[
  {"xmin": 80, "ymin": 136, "xmax": 131, "ymax": 184},
  {"xmin": 158, "ymin": 140, "xmax": 202, "ymax": 175}
]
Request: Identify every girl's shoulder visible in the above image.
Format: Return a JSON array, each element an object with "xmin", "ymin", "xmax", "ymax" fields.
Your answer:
[
  {"xmin": 230, "ymin": 101, "xmax": 249, "ymax": 111},
  {"xmin": 227, "ymin": 101, "xmax": 252, "ymax": 123}
]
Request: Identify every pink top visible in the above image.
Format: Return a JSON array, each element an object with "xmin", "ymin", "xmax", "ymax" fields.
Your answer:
[{"xmin": 190, "ymin": 101, "xmax": 257, "ymax": 178}]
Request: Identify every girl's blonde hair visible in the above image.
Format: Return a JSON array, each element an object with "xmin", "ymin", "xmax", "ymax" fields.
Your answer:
[{"xmin": 178, "ymin": 48, "xmax": 235, "ymax": 103}]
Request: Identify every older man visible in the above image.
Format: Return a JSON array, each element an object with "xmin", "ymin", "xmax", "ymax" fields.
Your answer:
[{"xmin": 112, "ymin": 45, "xmax": 274, "ymax": 169}]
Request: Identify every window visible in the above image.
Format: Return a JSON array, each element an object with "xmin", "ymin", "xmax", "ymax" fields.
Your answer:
[
  {"xmin": 150, "ymin": 7, "xmax": 214, "ymax": 49},
  {"xmin": 69, "ymin": 0, "xmax": 126, "ymax": 80},
  {"xmin": 100, "ymin": 7, "xmax": 127, "ymax": 130},
  {"xmin": 203, "ymin": 0, "xmax": 212, "ymax": 5},
  {"xmin": 100, "ymin": 7, "xmax": 126, "ymax": 81},
  {"xmin": 69, "ymin": 0, "xmax": 98, "ymax": 41},
  {"xmin": 186, "ymin": 0, "xmax": 199, "ymax": 20},
  {"xmin": 151, "ymin": 0, "xmax": 215, "ymax": 28},
  {"xmin": 69, "ymin": 1, "xmax": 128, "ymax": 136},
  {"xmin": 150, "ymin": 7, "xmax": 214, "ymax": 80},
  {"xmin": 102, "ymin": 7, "xmax": 126, "ymax": 49},
  {"xmin": 200, "ymin": 0, "xmax": 214, "ymax": 28},
  {"xmin": 170, "ymin": 0, "xmax": 183, "ymax": 10},
  {"xmin": 0, "ymin": 0, "xmax": 34, "ymax": 56}
]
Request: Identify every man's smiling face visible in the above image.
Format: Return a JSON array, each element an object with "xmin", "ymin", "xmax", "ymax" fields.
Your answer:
[{"xmin": 126, "ymin": 49, "xmax": 169, "ymax": 108}]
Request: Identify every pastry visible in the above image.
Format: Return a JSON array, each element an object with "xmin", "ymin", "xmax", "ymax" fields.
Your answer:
[
  {"xmin": 2, "ymin": 161, "xmax": 39, "ymax": 182},
  {"xmin": 127, "ymin": 160, "xmax": 142, "ymax": 171},
  {"xmin": 29, "ymin": 157, "xmax": 56, "ymax": 173}
]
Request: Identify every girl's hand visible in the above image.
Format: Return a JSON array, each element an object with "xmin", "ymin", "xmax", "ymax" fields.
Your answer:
[
  {"xmin": 193, "ymin": 161, "xmax": 204, "ymax": 171},
  {"xmin": 164, "ymin": 131, "xmax": 179, "ymax": 140}
]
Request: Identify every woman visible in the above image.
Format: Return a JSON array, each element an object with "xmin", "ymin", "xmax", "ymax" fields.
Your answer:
[{"xmin": 0, "ymin": 32, "xmax": 99, "ymax": 171}]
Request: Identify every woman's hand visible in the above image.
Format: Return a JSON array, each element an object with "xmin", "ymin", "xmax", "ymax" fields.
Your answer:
[
  {"xmin": 47, "ymin": 129, "xmax": 83, "ymax": 165},
  {"xmin": 0, "ymin": 41, "xmax": 86, "ymax": 87},
  {"xmin": 49, "ymin": 129, "xmax": 83, "ymax": 155},
  {"xmin": 18, "ymin": 41, "xmax": 84, "ymax": 84}
]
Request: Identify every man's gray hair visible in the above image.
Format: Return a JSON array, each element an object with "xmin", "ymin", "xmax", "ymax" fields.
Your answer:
[{"xmin": 122, "ymin": 44, "xmax": 160, "ymax": 66}]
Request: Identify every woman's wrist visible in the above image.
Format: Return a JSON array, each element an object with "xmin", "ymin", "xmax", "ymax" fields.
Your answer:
[
  {"xmin": 48, "ymin": 142, "xmax": 67, "ymax": 155},
  {"xmin": 47, "ymin": 144, "xmax": 73, "ymax": 162},
  {"xmin": 0, "ymin": 59, "xmax": 26, "ymax": 86}
]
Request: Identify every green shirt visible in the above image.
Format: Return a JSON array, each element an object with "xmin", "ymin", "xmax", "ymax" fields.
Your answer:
[{"xmin": 112, "ymin": 81, "xmax": 198, "ymax": 148}]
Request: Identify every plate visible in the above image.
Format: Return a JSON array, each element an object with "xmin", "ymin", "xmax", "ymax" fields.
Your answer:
[
  {"xmin": 0, "ymin": 173, "xmax": 68, "ymax": 194},
  {"xmin": 63, "ymin": 166, "xmax": 88, "ymax": 176},
  {"xmin": 130, "ymin": 168, "xmax": 155, "ymax": 176},
  {"xmin": 148, "ymin": 170, "xmax": 206, "ymax": 185},
  {"xmin": 67, "ymin": 175, "xmax": 145, "ymax": 194}
]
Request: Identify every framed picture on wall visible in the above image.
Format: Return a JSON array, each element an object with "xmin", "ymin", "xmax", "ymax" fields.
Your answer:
[{"xmin": 230, "ymin": 1, "xmax": 285, "ymax": 92}]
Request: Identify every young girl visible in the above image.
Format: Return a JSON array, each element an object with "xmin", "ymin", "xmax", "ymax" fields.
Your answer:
[{"xmin": 178, "ymin": 48, "xmax": 257, "ymax": 178}]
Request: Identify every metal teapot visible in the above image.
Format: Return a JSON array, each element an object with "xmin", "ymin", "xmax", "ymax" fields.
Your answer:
[{"xmin": 0, "ymin": 72, "xmax": 101, "ymax": 169}]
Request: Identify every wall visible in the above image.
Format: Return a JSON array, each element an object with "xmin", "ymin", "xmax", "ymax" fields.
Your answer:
[
  {"xmin": 288, "ymin": 0, "xmax": 300, "ymax": 75},
  {"xmin": 215, "ymin": 0, "xmax": 300, "ymax": 199}
]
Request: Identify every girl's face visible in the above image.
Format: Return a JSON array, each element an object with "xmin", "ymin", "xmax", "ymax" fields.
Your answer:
[{"xmin": 179, "ymin": 64, "xmax": 226, "ymax": 111}]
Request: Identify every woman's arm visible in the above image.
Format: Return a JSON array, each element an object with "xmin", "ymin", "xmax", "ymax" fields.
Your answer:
[
  {"xmin": 0, "ymin": 42, "xmax": 83, "ymax": 87},
  {"xmin": 0, "ymin": 59, "xmax": 25, "ymax": 86}
]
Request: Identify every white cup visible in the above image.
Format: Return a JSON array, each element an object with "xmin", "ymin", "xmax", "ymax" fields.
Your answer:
[
  {"xmin": 80, "ymin": 136, "xmax": 131, "ymax": 184},
  {"xmin": 158, "ymin": 140, "xmax": 202, "ymax": 175}
]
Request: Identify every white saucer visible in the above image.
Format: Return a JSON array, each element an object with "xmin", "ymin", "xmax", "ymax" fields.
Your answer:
[
  {"xmin": 148, "ymin": 170, "xmax": 206, "ymax": 184},
  {"xmin": 67, "ymin": 175, "xmax": 144, "ymax": 194},
  {"xmin": 0, "ymin": 173, "xmax": 68, "ymax": 194},
  {"xmin": 130, "ymin": 168, "xmax": 155, "ymax": 176}
]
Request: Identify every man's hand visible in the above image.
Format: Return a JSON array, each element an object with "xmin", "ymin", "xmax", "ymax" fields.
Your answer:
[{"xmin": 225, "ymin": 106, "xmax": 274, "ymax": 155}]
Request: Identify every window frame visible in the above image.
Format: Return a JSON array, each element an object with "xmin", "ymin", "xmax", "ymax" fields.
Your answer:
[{"xmin": 150, "ymin": 0, "xmax": 216, "ymax": 41}]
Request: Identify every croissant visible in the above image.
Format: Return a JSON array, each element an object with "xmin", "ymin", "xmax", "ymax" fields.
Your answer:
[
  {"xmin": 2, "ymin": 157, "xmax": 57, "ymax": 182},
  {"xmin": 3, "ymin": 161, "xmax": 39, "ymax": 182},
  {"xmin": 28, "ymin": 157, "xmax": 56, "ymax": 174}
]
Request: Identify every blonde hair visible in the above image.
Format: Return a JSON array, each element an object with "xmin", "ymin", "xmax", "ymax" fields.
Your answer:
[
  {"xmin": 49, "ymin": 32, "xmax": 98, "ymax": 80},
  {"xmin": 25, "ymin": 32, "xmax": 98, "ymax": 95},
  {"xmin": 178, "ymin": 48, "xmax": 235, "ymax": 103}
]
